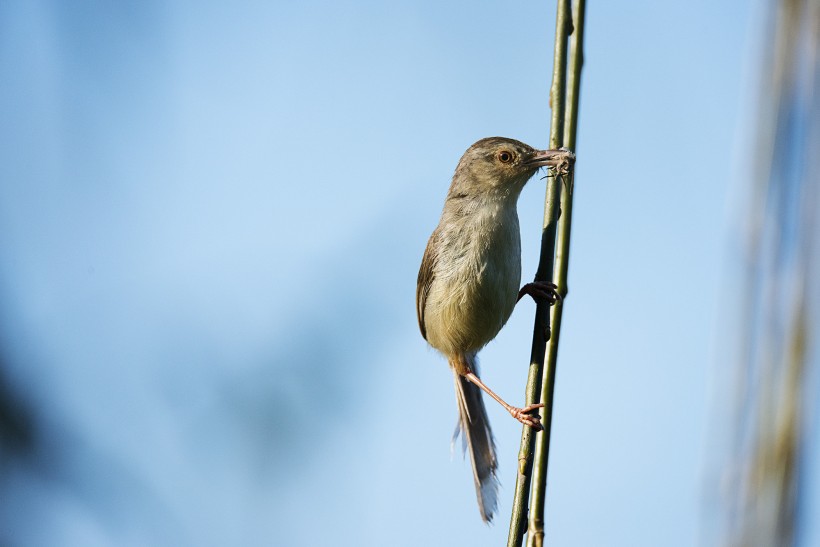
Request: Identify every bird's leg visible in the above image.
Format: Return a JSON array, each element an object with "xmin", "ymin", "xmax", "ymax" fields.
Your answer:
[
  {"xmin": 464, "ymin": 371, "xmax": 544, "ymax": 430},
  {"xmin": 517, "ymin": 281, "xmax": 562, "ymax": 304}
]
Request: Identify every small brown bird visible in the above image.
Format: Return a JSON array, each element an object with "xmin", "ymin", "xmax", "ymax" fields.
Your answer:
[{"xmin": 416, "ymin": 137, "xmax": 574, "ymax": 522}]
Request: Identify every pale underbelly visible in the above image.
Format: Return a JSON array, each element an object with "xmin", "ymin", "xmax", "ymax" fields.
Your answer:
[{"xmin": 424, "ymin": 262, "xmax": 519, "ymax": 356}]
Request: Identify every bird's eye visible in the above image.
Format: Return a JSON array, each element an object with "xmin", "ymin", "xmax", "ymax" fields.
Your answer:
[{"xmin": 497, "ymin": 151, "xmax": 514, "ymax": 164}]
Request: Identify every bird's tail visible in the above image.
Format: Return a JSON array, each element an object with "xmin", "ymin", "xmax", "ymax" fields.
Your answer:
[{"xmin": 452, "ymin": 359, "xmax": 499, "ymax": 523}]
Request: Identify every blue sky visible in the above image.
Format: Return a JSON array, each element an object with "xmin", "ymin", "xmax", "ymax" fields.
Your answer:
[{"xmin": 0, "ymin": 1, "xmax": 761, "ymax": 545}]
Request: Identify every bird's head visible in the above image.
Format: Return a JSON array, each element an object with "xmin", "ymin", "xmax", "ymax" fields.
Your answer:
[{"xmin": 449, "ymin": 137, "xmax": 573, "ymax": 201}]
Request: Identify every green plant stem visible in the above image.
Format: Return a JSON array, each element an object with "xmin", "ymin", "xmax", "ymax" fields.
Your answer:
[
  {"xmin": 527, "ymin": 2, "xmax": 585, "ymax": 546},
  {"xmin": 506, "ymin": 2, "xmax": 573, "ymax": 546},
  {"xmin": 563, "ymin": 0, "xmax": 585, "ymax": 152}
]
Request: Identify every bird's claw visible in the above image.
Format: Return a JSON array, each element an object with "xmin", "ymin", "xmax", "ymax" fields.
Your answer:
[
  {"xmin": 510, "ymin": 403, "xmax": 545, "ymax": 430},
  {"xmin": 518, "ymin": 281, "xmax": 561, "ymax": 304}
]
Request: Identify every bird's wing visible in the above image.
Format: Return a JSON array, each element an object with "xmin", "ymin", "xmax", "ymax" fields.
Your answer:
[{"xmin": 416, "ymin": 230, "xmax": 439, "ymax": 341}]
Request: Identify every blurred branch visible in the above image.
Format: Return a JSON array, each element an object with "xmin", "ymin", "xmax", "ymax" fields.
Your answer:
[{"xmin": 721, "ymin": 0, "xmax": 820, "ymax": 545}]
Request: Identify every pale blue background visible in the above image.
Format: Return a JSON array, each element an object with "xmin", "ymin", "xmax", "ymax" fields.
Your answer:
[{"xmin": 0, "ymin": 1, "xmax": 757, "ymax": 545}]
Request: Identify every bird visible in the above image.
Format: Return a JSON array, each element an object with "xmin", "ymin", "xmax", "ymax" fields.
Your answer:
[{"xmin": 416, "ymin": 137, "xmax": 574, "ymax": 522}]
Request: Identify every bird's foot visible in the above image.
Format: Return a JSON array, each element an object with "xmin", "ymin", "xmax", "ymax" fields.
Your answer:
[
  {"xmin": 518, "ymin": 281, "xmax": 561, "ymax": 304},
  {"xmin": 509, "ymin": 403, "xmax": 545, "ymax": 430}
]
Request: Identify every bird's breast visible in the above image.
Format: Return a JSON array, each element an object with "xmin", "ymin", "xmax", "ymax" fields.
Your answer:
[{"xmin": 424, "ymin": 202, "xmax": 521, "ymax": 355}]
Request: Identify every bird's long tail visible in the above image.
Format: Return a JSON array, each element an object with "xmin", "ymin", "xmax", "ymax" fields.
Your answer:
[{"xmin": 452, "ymin": 358, "xmax": 499, "ymax": 522}]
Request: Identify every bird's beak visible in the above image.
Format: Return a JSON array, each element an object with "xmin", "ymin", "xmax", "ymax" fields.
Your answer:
[{"xmin": 524, "ymin": 148, "xmax": 576, "ymax": 168}]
